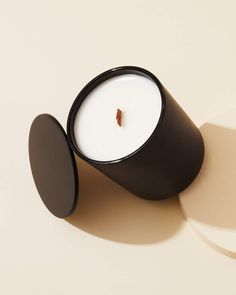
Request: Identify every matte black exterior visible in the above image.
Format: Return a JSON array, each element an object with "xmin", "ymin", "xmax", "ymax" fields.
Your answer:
[
  {"xmin": 29, "ymin": 114, "xmax": 78, "ymax": 217},
  {"xmin": 67, "ymin": 66, "xmax": 204, "ymax": 200}
]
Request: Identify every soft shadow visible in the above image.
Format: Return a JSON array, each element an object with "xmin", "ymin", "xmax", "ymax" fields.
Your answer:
[
  {"xmin": 66, "ymin": 157, "xmax": 183, "ymax": 244},
  {"xmin": 180, "ymin": 123, "xmax": 236, "ymax": 229}
]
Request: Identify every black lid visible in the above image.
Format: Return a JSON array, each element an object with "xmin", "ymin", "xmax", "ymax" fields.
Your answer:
[{"xmin": 29, "ymin": 114, "xmax": 79, "ymax": 218}]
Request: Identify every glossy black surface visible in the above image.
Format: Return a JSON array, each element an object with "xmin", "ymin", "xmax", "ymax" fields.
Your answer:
[
  {"xmin": 67, "ymin": 66, "xmax": 204, "ymax": 200},
  {"xmin": 29, "ymin": 114, "xmax": 78, "ymax": 218}
]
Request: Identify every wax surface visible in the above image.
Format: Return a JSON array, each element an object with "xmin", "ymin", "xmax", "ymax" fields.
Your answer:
[{"xmin": 74, "ymin": 74, "xmax": 162, "ymax": 161}]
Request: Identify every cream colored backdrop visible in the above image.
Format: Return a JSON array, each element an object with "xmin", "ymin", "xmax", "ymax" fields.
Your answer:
[{"xmin": 0, "ymin": 1, "xmax": 236, "ymax": 294}]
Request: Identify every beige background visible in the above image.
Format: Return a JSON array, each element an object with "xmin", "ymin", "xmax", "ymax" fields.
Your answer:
[{"xmin": 0, "ymin": 0, "xmax": 236, "ymax": 294}]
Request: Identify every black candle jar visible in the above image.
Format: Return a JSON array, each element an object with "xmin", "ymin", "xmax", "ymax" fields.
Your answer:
[
  {"xmin": 29, "ymin": 66, "xmax": 204, "ymax": 218},
  {"xmin": 67, "ymin": 66, "xmax": 204, "ymax": 200}
]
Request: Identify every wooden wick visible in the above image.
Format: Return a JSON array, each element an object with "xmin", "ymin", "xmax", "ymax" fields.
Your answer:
[{"xmin": 116, "ymin": 108, "xmax": 122, "ymax": 127}]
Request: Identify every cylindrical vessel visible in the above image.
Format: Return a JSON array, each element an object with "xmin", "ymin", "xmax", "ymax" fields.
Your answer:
[{"xmin": 67, "ymin": 66, "xmax": 204, "ymax": 200}]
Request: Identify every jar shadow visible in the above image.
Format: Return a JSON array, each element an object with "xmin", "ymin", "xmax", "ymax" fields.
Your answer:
[
  {"xmin": 180, "ymin": 122, "xmax": 236, "ymax": 229},
  {"xmin": 179, "ymin": 117, "xmax": 236, "ymax": 258},
  {"xmin": 66, "ymin": 157, "xmax": 183, "ymax": 244}
]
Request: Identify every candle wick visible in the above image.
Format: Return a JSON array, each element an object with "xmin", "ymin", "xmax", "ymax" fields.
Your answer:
[{"xmin": 116, "ymin": 108, "xmax": 122, "ymax": 127}]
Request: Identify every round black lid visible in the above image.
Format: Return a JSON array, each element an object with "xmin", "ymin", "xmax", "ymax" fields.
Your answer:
[{"xmin": 29, "ymin": 114, "xmax": 78, "ymax": 218}]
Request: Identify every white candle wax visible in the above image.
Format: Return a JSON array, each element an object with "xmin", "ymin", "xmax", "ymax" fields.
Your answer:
[{"xmin": 74, "ymin": 74, "xmax": 162, "ymax": 161}]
